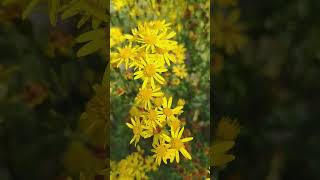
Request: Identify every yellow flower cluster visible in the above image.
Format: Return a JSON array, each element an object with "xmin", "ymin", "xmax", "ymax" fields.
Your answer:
[
  {"xmin": 110, "ymin": 147, "xmax": 157, "ymax": 180},
  {"xmin": 111, "ymin": 21, "xmax": 193, "ymax": 167}
]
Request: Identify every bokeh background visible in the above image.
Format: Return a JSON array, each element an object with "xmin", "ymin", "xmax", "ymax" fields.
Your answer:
[
  {"xmin": 213, "ymin": 0, "xmax": 320, "ymax": 179},
  {"xmin": 0, "ymin": 1, "xmax": 108, "ymax": 179}
]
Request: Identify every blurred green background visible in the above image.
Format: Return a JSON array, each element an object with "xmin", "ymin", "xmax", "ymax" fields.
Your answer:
[
  {"xmin": 213, "ymin": 0, "xmax": 320, "ymax": 179},
  {"xmin": 0, "ymin": 6, "xmax": 106, "ymax": 179}
]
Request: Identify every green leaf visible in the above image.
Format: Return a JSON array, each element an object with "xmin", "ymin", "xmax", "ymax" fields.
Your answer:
[
  {"xmin": 76, "ymin": 29, "xmax": 105, "ymax": 43},
  {"xmin": 22, "ymin": 0, "xmax": 41, "ymax": 19},
  {"xmin": 60, "ymin": 0, "xmax": 82, "ymax": 20},
  {"xmin": 49, "ymin": 0, "xmax": 60, "ymax": 26},
  {"xmin": 210, "ymin": 141, "xmax": 236, "ymax": 167},
  {"xmin": 75, "ymin": 29, "xmax": 106, "ymax": 57},
  {"xmin": 76, "ymin": 39, "xmax": 105, "ymax": 57},
  {"xmin": 212, "ymin": 141, "xmax": 235, "ymax": 154},
  {"xmin": 92, "ymin": 18, "xmax": 102, "ymax": 29},
  {"xmin": 212, "ymin": 154, "xmax": 235, "ymax": 167}
]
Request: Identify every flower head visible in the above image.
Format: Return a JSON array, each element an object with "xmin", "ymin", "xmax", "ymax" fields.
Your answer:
[
  {"xmin": 133, "ymin": 57, "xmax": 167, "ymax": 89},
  {"xmin": 161, "ymin": 126, "xmax": 193, "ymax": 163},
  {"xmin": 143, "ymin": 108, "xmax": 165, "ymax": 129},
  {"xmin": 135, "ymin": 87, "xmax": 163, "ymax": 109},
  {"xmin": 151, "ymin": 139, "xmax": 175, "ymax": 165},
  {"xmin": 126, "ymin": 117, "xmax": 145, "ymax": 146},
  {"xmin": 131, "ymin": 22, "xmax": 177, "ymax": 53},
  {"xmin": 158, "ymin": 96, "xmax": 183, "ymax": 121},
  {"xmin": 173, "ymin": 64, "xmax": 188, "ymax": 79},
  {"xmin": 111, "ymin": 43, "xmax": 138, "ymax": 69}
]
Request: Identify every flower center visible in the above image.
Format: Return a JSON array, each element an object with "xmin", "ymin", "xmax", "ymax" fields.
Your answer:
[
  {"xmin": 119, "ymin": 47, "xmax": 132, "ymax": 59},
  {"xmin": 133, "ymin": 126, "xmax": 141, "ymax": 135},
  {"xmin": 148, "ymin": 110, "xmax": 157, "ymax": 121},
  {"xmin": 154, "ymin": 97, "xmax": 163, "ymax": 107},
  {"xmin": 171, "ymin": 138, "xmax": 184, "ymax": 149},
  {"xmin": 156, "ymin": 144, "xmax": 167, "ymax": 157},
  {"xmin": 171, "ymin": 119, "xmax": 181, "ymax": 132},
  {"xmin": 144, "ymin": 34, "xmax": 156, "ymax": 45},
  {"xmin": 156, "ymin": 47, "xmax": 168, "ymax": 54},
  {"xmin": 163, "ymin": 108, "xmax": 173, "ymax": 117},
  {"xmin": 144, "ymin": 64, "xmax": 156, "ymax": 77},
  {"xmin": 139, "ymin": 89, "xmax": 152, "ymax": 100}
]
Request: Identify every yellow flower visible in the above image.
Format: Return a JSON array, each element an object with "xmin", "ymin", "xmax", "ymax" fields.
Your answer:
[
  {"xmin": 210, "ymin": 141, "xmax": 235, "ymax": 167},
  {"xmin": 131, "ymin": 22, "xmax": 177, "ymax": 53},
  {"xmin": 110, "ymin": 151, "xmax": 151, "ymax": 179},
  {"xmin": 135, "ymin": 87, "xmax": 163, "ymax": 109},
  {"xmin": 111, "ymin": 43, "xmax": 138, "ymax": 69},
  {"xmin": 173, "ymin": 64, "xmax": 187, "ymax": 79},
  {"xmin": 129, "ymin": 6, "xmax": 141, "ymax": 18},
  {"xmin": 130, "ymin": 47, "xmax": 147, "ymax": 69},
  {"xmin": 133, "ymin": 57, "xmax": 167, "ymax": 89},
  {"xmin": 153, "ymin": 97, "xmax": 163, "ymax": 108},
  {"xmin": 126, "ymin": 117, "xmax": 145, "ymax": 146},
  {"xmin": 112, "ymin": 0, "xmax": 127, "ymax": 11},
  {"xmin": 110, "ymin": 27, "xmax": 125, "ymax": 47},
  {"xmin": 216, "ymin": 117, "xmax": 240, "ymax": 141},
  {"xmin": 151, "ymin": 139, "xmax": 175, "ymax": 165},
  {"xmin": 143, "ymin": 125, "xmax": 167, "ymax": 146},
  {"xmin": 168, "ymin": 117, "xmax": 181, "ymax": 133},
  {"xmin": 155, "ymin": 46, "xmax": 176, "ymax": 66},
  {"xmin": 212, "ymin": 10, "xmax": 247, "ymax": 55},
  {"xmin": 129, "ymin": 106, "xmax": 141, "ymax": 117},
  {"xmin": 172, "ymin": 44, "xmax": 186, "ymax": 64},
  {"xmin": 161, "ymin": 126, "xmax": 193, "ymax": 163},
  {"xmin": 145, "ymin": 156, "xmax": 158, "ymax": 171},
  {"xmin": 142, "ymin": 108, "xmax": 165, "ymax": 129},
  {"xmin": 171, "ymin": 78, "xmax": 180, "ymax": 85},
  {"xmin": 158, "ymin": 96, "xmax": 183, "ymax": 121},
  {"xmin": 149, "ymin": 20, "xmax": 171, "ymax": 31},
  {"xmin": 177, "ymin": 98, "xmax": 186, "ymax": 106}
]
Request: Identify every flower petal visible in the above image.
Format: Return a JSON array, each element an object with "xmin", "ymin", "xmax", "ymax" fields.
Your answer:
[
  {"xmin": 182, "ymin": 137, "xmax": 193, "ymax": 142},
  {"xmin": 178, "ymin": 126, "xmax": 184, "ymax": 138},
  {"xmin": 168, "ymin": 97, "xmax": 172, "ymax": 108},
  {"xmin": 126, "ymin": 123, "xmax": 133, "ymax": 129},
  {"xmin": 180, "ymin": 148, "xmax": 192, "ymax": 160}
]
